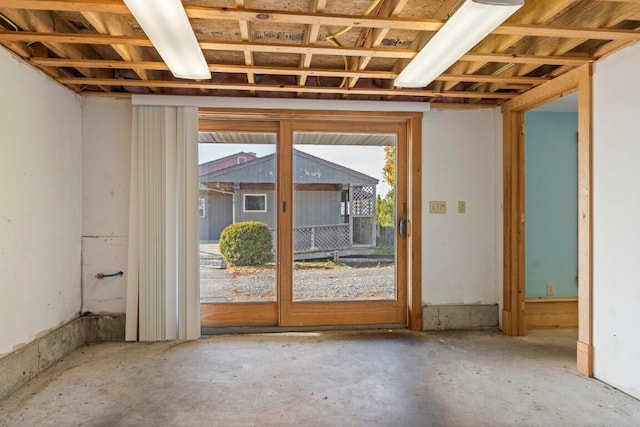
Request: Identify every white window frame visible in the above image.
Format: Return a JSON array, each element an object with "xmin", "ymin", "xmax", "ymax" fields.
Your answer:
[
  {"xmin": 237, "ymin": 156, "xmax": 247, "ymax": 164},
  {"xmin": 243, "ymin": 194, "xmax": 267, "ymax": 212},
  {"xmin": 198, "ymin": 198, "xmax": 206, "ymax": 218}
]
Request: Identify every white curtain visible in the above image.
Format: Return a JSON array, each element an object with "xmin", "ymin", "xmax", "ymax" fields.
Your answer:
[{"xmin": 125, "ymin": 106, "xmax": 200, "ymax": 341}]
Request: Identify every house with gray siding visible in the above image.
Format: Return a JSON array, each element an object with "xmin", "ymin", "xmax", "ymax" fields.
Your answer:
[{"xmin": 199, "ymin": 150, "xmax": 378, "ymax": 256}]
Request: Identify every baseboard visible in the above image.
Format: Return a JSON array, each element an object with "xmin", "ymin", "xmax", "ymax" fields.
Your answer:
[
  {"xmin": 0, "ymin": 313, "xmax": 125, "ymax": 401},
  {"xmin": 525, "ymin": 298, "xmax": 578, "ymax": 329},
  {"xmin": 423, "ymin": 304, "xmax": 499, "ymax": 330}
]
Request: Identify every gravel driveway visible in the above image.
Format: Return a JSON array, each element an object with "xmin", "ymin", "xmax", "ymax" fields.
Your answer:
[{"xmin": 200, "ymin": 265, "xmax": 395, "ymax": 303}]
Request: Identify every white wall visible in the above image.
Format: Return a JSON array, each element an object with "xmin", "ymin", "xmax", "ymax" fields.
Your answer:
[
  {"xmin": 81, "ymin": 96, "xmax": 503, "ymax": 314},
  {"xmin": 422, "ymin": 109, "xmax": 502, "ymax": 305},
  {"xmin": 0, "ymin": 48, "xmax": 82, "ymax": 356},
  {"xmin": 593, "ymin": 42, "xmax": 640, "ymax": 400},
  {"xmin": 81, "ymin": 97, "xmax": 132, "ymax": 313}
]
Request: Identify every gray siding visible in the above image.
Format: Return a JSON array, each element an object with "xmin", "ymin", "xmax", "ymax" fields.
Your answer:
[
  {"xmin": 294, "ymin": 191, "xmax": 342, "ymax": 227},
  {"xmin": 230, "ymin": 190, "xmax": 343, "ymax": 230},
  {"xmin": 199, "ymin": 193, "xmax": 233, "ymax": 241}
]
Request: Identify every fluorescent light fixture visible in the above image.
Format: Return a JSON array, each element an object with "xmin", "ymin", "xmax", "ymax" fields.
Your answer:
[
  {"xmin": 123, "ymin": 0, "xmax": 211, "ymax": 80},
  {"xmin": 394, "ymin": 0, "xmax": 523, "ymax": 88}
]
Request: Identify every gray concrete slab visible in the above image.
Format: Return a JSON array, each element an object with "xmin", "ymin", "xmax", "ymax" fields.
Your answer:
[{"xmin": 1, "ymin": 329, "xmax": 639, "ymax": 426}]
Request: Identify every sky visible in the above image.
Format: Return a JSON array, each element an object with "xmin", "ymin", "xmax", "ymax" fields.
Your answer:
[{"xmin": 198, "ymin": 142, "xmax": 392, "ymax": 196}]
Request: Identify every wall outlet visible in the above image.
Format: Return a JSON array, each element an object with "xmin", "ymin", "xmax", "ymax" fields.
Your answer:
[
  {"xmin": 429, "ymin": 200, "xmax": 447, "ymax": 214},
  {"xmin": 546, "ymin": 282, "xmax": 555, "ymax": 296}
]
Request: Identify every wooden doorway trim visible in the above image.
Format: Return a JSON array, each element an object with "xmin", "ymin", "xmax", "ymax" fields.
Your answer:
[
  {"xmin": 500, "ymin": 64, "xmax": 593, "ymax": 377},
  {"xmin": 198, "ymin": 108, "xmax": 423, "ymax": 331}
]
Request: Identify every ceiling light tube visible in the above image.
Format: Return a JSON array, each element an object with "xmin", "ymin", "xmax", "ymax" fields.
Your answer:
[
  {"xmin": 394, "ymin": 0, "xmax": 523, "ymax": 88},
  {"xmin": 123, "ymin": 0, "xmax": 211, "ymax": 80}
]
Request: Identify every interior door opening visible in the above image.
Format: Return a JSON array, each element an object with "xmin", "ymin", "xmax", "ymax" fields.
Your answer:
[{"xmin": 524, "ymin": 95, "xmax": 579, "ymax": 332}]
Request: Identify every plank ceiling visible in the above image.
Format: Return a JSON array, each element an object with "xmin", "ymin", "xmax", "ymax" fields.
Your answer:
[{"xmin": 1, "ymin": 0, "xmax": 639, "ymax": 108}]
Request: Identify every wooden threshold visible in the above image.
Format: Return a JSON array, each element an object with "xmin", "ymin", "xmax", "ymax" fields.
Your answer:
[
  {"xmin": 201, "ymin": 302, "xmax": 277, "ymax": 326},
  {"xmin": 525, "ymin": 298, "xmax": 578, "ymax": 329}
]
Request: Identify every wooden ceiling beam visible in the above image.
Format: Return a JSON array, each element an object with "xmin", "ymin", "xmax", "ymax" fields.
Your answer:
[
  {"xmin": 0, "ymin": 32, "xmax": 416, "ymax": 58},
  {"xmin": 439, "ymin": 0, "xmax": 579, "ymax": 91},
  {"xmin": 0, "ymin": 31, "xmax": 598, "ymax": 64},
  {"xmin": 80, "ymin": 11, "xmax": 162, "ymax": 93},
  {"xmin": 29, "ymin": 58, "xmax": 396, "ymax": 78},
  {"xmin": 0, "ymin": 40, "xmax": 31, "ymax": 59},
  {"xmin": 29, "ymin": 57, "xmax": 547, "ymax": 84},
  {"xmin": 298, "ymin": 0, "xmax": 327, "ymax": 90},
  {"xmin": 4, "ymin": 2, "xmax": 444, "ymax": 31},
  {"xmin": 0, "ymin": 8, "xmax": 113, "ymax": 90},
  {"xmin": 60, "ymin": 77, "xmax": 516, "ymax": 99},
  {"xmin": 484, "ymin": 1, "xmax": 640, "ymax": 94},
  {"xmin": 235, "ymin": 0, "xmax": 255, "ymax": 94},
  {"xmin": 347, "ymin": 0, "xmax": 409, "ymax": 89},
  {"xmin": 461, "ymin": 52, "xmax": 589, "ymax": 65},
  {"xmin": 6, "ymin": 2, "xmax": 640, "ymax": 40},
  {"xmin": 492, "ymin": 24, "xmax": 640, "ymax": 40}
]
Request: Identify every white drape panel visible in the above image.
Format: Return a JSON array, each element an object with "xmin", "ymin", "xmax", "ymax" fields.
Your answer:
[{"xmin": 126, "ymin": 106, "xmax": 200, "ymax": 341}]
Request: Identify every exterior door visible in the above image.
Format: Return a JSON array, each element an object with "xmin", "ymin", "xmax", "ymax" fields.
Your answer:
[
  {"xmin": 198, "ymin": 113, "xmax": 417, "ymax": 329},
  {"xmin": 281, "ymin": 121, "xmax": 407, "ymax": 326}
]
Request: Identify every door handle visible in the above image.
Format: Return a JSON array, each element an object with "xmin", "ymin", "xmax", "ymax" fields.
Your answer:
[
  {"xmin": 398, "ymin": 201, "xmax": 408, "ymax": 237},
  {"xmin": 398, "ymin": 218, "xmax": 408, "ymax": 237}
]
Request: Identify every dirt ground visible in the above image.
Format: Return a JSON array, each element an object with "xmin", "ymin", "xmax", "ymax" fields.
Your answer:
[{"xmin": 200, "ymin": 264, "xmax": 395, "ymax": 303}]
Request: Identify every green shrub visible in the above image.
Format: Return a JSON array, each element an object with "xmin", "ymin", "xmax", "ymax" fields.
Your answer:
[{"xmin": 219, "ymin": 221, "xmax": 273, "ymax": 266}]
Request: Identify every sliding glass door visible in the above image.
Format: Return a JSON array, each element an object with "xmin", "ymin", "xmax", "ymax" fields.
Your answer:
[{"xmin": 198, "ymin": 116, "xmax": 410, "ymax": 328}]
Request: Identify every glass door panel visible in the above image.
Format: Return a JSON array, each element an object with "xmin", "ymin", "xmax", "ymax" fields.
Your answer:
[
  {"xmin": 291, "ymin": 132, "xmax": 397, "ymax": 302},
  {"xmin": 198, "ymin": 130, "xmax": 277, "ymax": 310}
]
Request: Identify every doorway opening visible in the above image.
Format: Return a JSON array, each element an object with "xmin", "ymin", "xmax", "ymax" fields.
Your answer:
[
  {"xmin": 524, "ymin": 94, "xmax": 579, "ymax": 331},
  {"xmin": 501, "ymin": 64, "xmax": 593, "ymax": 376}
]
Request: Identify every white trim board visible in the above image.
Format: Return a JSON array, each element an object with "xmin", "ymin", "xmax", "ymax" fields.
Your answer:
[{"xmin": 131, "ymin": 95, "xmax": 430, "ymax": 112}]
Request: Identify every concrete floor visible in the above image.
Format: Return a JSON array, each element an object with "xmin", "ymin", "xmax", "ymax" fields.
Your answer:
[{"xmin": 1, "ymin": 329, "xmax": 639, "ymax": 426}]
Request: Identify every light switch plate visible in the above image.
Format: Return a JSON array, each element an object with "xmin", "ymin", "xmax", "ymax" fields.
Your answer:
[
  {"xmin": 546, "ymin": 282, "xmax": 555, "ymax": 296},
  {"xmin": 429, "ymin": 200, "xmax": 446, "ymax": 214},
  {"xmin": 458, "ymin": 201, "xmax": 466, "ymax": 214}
]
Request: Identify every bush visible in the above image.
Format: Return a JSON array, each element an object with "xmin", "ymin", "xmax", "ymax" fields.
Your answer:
[{"xmin": 219, "ymin": 221, "xmax": 273, "ymax": 266}]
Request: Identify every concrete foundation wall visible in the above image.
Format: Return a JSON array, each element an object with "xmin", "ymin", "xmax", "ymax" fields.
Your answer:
[
  {"xmin": 0, "ymin": 47, "xmax": 83, "ymax": 357},
  {"xmin": 423, "ymin": 304, "xmax": 499, "ymax": 330},
  {"xmin": 0, "ymin": 314, "xmax": 125, "ymax": 401},
  {"xmin": 593, "ymin": 42, "xmax": 640, "ymax": 400}
]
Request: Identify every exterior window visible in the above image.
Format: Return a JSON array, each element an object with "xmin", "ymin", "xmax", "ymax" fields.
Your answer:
[
  {"xmin": 244, "ymin": 194, "xmax": 267, "ymax": 212},
  {"xmin": 237, "ymin": 156, "xmax": 246, "ymax": 164},
  {"xmin": 198, "ymin": 198, "xmax": 206, "ymax": 218}
]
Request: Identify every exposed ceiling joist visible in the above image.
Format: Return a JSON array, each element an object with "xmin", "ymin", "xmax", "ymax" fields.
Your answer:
[
  {"xmin": 29, "ymin": 56, "xmax": 548, "ymax": 84},
  {"xmin": 80, "ymin": 10, "xmax": 161, "ymax": 93},
  {"xmin": 0, "ymin": 32, "xmax": 614, "ymax": 61},
  {"xmin": 57, "ymin": 77, "xmax": 517, "ymax": 99},
  {"xmin": 4, "ymin": 2, "xmax": 640, "ymax": 40},
  {"xmin": 440, "ymin": 0, "xmax": 579, "ymax": 92},
  {"xmin": 0, "ymin": 1, "xmax": 635, "ymax": 106}
]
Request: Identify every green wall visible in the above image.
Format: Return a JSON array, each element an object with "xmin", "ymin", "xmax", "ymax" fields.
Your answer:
[{"xmin": 525, "ymin": 111, "xmax": 578, "ymax": 298}]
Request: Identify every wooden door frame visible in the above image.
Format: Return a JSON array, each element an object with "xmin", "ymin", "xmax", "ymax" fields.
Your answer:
[
  {"xmin": 500, "ymin": 64, "xmax": 593, "ymax": 376},
  {"xmin": 198, "ymin": 108, "xmax": 423, "ymax": 331}
]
